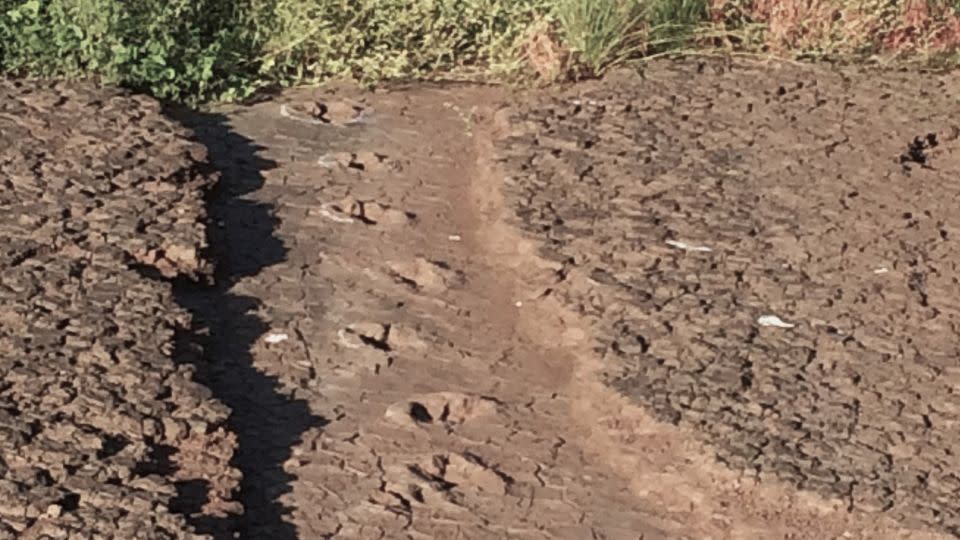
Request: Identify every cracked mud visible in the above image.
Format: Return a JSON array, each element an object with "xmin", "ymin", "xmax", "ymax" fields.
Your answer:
[
  {"xmin": 0, "ymin": 81, "xmax": 237, "ymax": 538},
  {"xmin": 4, "ymin": 59, "xmax": 960, "ymax": 540},
  {"xmin": 498, "ymin": 61, "xmax": 960, "ymax": 537}
]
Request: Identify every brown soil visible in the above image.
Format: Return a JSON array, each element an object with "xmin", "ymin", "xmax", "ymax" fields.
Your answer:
[
  {"xmin": 4, "ymin": 58, "xmax": 960, "ymax": 539},
  {"xmin": 172, "ymin": 60, "xmax": 957, "ymax": 539},
  {"xmin": 0, "ymin": 81, "xmax": 238, "ymax": 538},
  {"xmin": 499, "ymin": 60, "xmax": 960, "ymax": 537}
]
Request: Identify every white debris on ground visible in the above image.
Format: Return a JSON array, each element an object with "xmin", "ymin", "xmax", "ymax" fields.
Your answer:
[
  {"xmin": 665, "ymin": 239, "xmax": 713, "ymax": 252},
  {"xmin": 264, "ymin": 333, "xmax": 289, "ymax": 344},
  {"xmin": 757, "ymin": 315, "xmax": 796, "ymax": 329},
  {"xmin": 316, "ymin": 203, "xmax": 355, "ymax": 224}
]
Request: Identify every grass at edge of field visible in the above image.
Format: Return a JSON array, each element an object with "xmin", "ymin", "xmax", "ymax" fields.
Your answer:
[{"xmin": 1, "ymin": 0, "xmax": 958, "ymax": 105}]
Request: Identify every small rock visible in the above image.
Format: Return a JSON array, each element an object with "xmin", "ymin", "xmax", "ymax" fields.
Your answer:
[
  {"xmin": 363, "ymin": 202, "xmax": 412, "ymax": 225},
  {"xmin": 162, "ymin": 417, "xmax": 187, "ymax": 441}
]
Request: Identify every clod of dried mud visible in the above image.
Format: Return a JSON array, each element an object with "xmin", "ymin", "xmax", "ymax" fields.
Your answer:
[
  {"xmin": 497, "ymin": 60, "xmax": 960, "ymax": 536},
  {"xmin": 0, "ymin": 80, "xmax": 238, "ymax": 538}
]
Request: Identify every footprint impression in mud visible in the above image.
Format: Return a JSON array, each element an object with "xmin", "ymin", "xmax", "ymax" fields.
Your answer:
[
  {"xmin": 386, "ymin": 257, "xmax": 466, "ymax": 293},
  {"xmin": 280, "ymin": 98, "xmax": 369, "ymax": 126},
  {"xmin": 380, "ymin": 450, "xmax": 515, "ymax": 518},
  {"xmin": 317, "ymin": 150, "xmax": 401, "ymax": 173},
  {"xmin": 380, "ymin": 393, "xmax": 526, "ymax": 526},
  {"xmin": 317, "ymin": 195, "xmax": 416, "ymax": 226},
  {"xmin": 335, "ymin": 321, "xmax": 434, "ymax": 375},
  {"xmin": 338, "ymin": 322, "xmax": 391, "ymax": 350},
  {"xmin": 385, "ymin": 391, "xmax": 502, "ymax": 430}
]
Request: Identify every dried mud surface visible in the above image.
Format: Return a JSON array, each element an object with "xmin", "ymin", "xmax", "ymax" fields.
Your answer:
[
  {"xmin": 0, "ymin": 81, "xmax": 238, "ymax": 538},
  {"xmin": 180, "ymin": 63, "xmax": 955, "ymax": 540},
  {"xmin": 7, "ymin": 59, "xmax": 959, "ymax": 540},
  {"xmin": 497, "ymin": 60, "xmax": 960, "ymax": 536},
  {"xmin": 176, "ymin": 88, "xmax": 669, "ymax": 539}
]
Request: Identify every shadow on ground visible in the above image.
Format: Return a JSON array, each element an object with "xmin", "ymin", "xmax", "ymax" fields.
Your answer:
[{"xmin": 170, "ymin": 108, "xmax": 327, "ymax": 539}]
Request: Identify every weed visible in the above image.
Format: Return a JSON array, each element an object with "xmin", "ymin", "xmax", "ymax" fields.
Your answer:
[
  {"xmin": 553, "ymin": 0, "xmax": 647, "ymax": 76},
  {"xmin": 646, "ymin": 0, "xmax": 710, "ymax": 50}
]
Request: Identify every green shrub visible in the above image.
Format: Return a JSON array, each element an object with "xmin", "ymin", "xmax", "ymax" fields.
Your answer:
[
  {"xmin": 0, "ymin": 0, "xmax": 254, "ymax": 104},
  {"xmin": 0, "ymin": 0, "xmax": 551, "ymax": 103},
  {"xmin": 246, "ymin": 0, "xmax": 550, "ymax": 86}
]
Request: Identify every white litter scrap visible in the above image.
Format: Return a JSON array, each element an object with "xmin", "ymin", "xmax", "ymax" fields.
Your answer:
[
  {"xmin": 665, "ymin": 239, "xmax": 713, "ymax": 253},
  {"xmin": 264, "ymin": 333, "xmax": 289, "ymax": 344},
  {"xmin": 757, "ymin": 315, "xmax": 796, "ymax": 329},
  {"xmin": 873, "ymin": 267, "xmax": 889, "ymax": 274},
  {"xmin": 448, "ymin": 234, "xmax": 462, "ymax": 242}
]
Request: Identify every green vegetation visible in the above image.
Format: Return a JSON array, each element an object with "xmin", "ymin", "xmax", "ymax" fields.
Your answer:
[
  {"xmin": 0, "ymin": 0, "xmax": 251, "ymax": 102},
  {"xmin": 553, "ymin": 0, "xmax": 646, "ymax": 76},
  {"xmin": 0, "ymin": 0, "xmax": 957, "ymax": 105},
  {"xmin": 0, "ymin": 0, "xmax": 711, "ymax": 104}
]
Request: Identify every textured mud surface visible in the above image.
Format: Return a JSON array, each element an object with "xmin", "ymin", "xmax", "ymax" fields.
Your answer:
[
  {"xmin": 497, "ymin": 60, "xmax": 960, "ymax": 536},
  {"xmin": 7, "ymin": 60, "xmax": 958, "ymax": 540},
  {"xmin": 173, "ymin": 68, "xmax": 952, "ymax": 540},
  {"xmin": 176, "ymin": 89, "xmax": 669, "ymax": 539},
  {"xmin": 0, "ymin": 81, "xmax": 238, "ymax": 538}
]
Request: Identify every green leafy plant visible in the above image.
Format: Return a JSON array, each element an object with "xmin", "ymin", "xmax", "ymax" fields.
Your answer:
[
  {"xmin": 245, "ymin": 0, "xmax": 550, "ymax": 86},
  {"xmin": 0, "ymin": 0, "xmax": 255, "ymax": 104},
  {"xmin": 0, "ymin": 0, "xmax": 553, "ymax": 102}
]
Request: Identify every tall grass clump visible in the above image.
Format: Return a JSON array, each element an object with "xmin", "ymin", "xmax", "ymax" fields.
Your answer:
[
  {"xmin": 645, "ymin": 0, "xmax": 710, "ymax": 50},
  {"xmin": 553, "ymin": 0, "xmax": 711, "ymax": 76},
  {"xmin": 553, "ymin": 0, "xmax": 646, "ymax": 76}
]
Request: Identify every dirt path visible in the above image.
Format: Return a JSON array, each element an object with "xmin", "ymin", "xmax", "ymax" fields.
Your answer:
[{"xmin": 178, "ymin": 63, "xmax": 957, "ymax": 539}]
